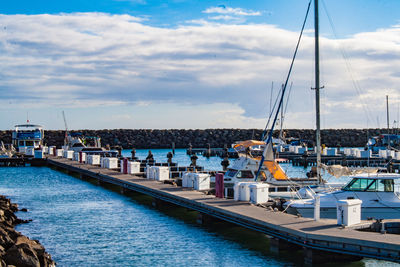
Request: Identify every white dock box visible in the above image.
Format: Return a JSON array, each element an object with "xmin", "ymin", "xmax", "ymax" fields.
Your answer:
[
  {"xmin": 63, "ymin": 150, "xmax": 74, "ymax": 159},
  {"xmin": 154, "ymin": 166, "xmax": 170, "ymax": 181},
  {"xmin": 104, "ymin": 158, "xmax": 118, "ymax": 169},
  {"xmin": 395, "ymin": 152, "xmax": 400, "ymax": 160},
  {"xmin": 146, "ymin": 166, "xmax": 156, "ymax": 179},
  {"xmin": 336, "ymin": 199, "xmax": 362, "ymax": 226},
  {"xmin": 43, "ymin": 146, "xmax": 49, "ymax": 154},
  {"xmin": 193, "ymin": 173, "xmax": 210, "ymax": 190},
  {"xmin": 18, "ymin": 147, "xmax": 27, "ymax": 154},
  {"xmin": 73, "ymin": 152, "xmax": 79, "ymax": 161},
  {"xmin": 182, "ymin": 172, "xmax": 194, "ymax": 188},
  {"xmin": 34, "ymin": 149, "xmax": 44, "ymax": 159},
  {"xmin": 379, "ymin": 150, "xmax": 387, "ymax": 159},
  {"xmin": 249, "ymin": 183, "xmax": 269, "ymax": 204},
  {"xmin": 56, "ymin": 149, "xmax": 64, "ymax": 157},
  {"xmin": 234, "ymin": 182, "xmax": 254, "ymax": 201},
  {"xmin": 49, "ymin": 146, "xmax": 56, "ymax": 156},
  {"xmin": 127, "ymin": 162, "xmax": 140, "ymax": 174},
  {"xmin": 87, "ymin": 155, "xmax": 100, "ymax": 165}
]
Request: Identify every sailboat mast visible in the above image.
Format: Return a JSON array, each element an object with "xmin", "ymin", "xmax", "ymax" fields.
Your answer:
[
  {"xmin": 386, "ymin": 95, "xmax": 390, "ymax": 133},
  {"xmin": 314, "ymin": 0, "xmax": 322, "ymax": 183}
]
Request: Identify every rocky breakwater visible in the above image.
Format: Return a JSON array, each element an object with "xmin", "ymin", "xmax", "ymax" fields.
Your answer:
[
  {"xmin": 0, "ymin": 128, "xmax": 390, "ymax": 149},
  {"xmin": 0, "ymin": 195, "xmax": 55, "ymax": 267}
]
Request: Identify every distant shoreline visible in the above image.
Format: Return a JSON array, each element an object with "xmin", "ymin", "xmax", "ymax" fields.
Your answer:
[{"xmin": 0, "ymin": 128, "xmax": 394, "ymax": 149}]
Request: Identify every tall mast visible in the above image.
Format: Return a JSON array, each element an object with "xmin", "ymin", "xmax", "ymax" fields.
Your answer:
[
  {"xmin": 386, "ymin": 95, "xmax": 390, "ymax": 133},
  {"xmin": 314, "ymin": 0, "xmax": 322, "ymax": 184}
]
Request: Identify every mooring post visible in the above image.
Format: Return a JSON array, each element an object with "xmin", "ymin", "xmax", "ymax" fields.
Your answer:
[{"xmin": 314, "ymin": 195, "xmax": 320, "ymax": 221}]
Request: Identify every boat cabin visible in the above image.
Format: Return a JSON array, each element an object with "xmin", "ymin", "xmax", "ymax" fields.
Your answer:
[{"xmin": 342, "ymin": 174, "xmax": 400, "ymax": 194}]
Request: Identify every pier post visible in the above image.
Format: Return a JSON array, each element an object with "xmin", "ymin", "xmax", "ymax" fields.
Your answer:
[
  {"xmin": 269, "ymin": 237, "xmax": 300, "ymax": 254},
  {"xmin": 196, "ymin": 213, "xmax": 217, "ymax": 225}
]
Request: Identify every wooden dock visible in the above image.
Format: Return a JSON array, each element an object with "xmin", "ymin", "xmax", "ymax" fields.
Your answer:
[{"xmin": 46, "ymin": 156, "xmax": 400, "ymax": 264}]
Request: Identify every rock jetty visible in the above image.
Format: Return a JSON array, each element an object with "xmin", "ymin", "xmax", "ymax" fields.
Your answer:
[
  {"xmin": 0, "ymin": 128, "xmax": 392, "ymax": 149},
  {"xmin": 0, "ymin": 195, "xmax": 55, "ymax": 267}
]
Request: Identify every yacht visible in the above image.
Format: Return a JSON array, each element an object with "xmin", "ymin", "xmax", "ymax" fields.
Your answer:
[
  {"xmin": 286, "ymin": 173, "xmax": 400, "ymax": 220},
  {"xmin": 12, "ymin": 124, "xmax": 44, "ymax": 153}
]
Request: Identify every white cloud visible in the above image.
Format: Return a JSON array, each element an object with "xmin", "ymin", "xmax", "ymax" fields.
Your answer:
[
  {"xmin": 0, "ymin": 13, "xmax": 399, "ymax": 129},
  {"xmin": 203, "ymin": 6, "xmax": 261, "ymax": 16}
]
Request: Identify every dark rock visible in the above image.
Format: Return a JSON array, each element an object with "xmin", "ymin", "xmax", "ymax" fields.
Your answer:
[
  {"xmin": 20, "ymin": 208, "xmax": 28, "ymax": 212},
  {"xmin": 0, "ymin": 196, "xmax": 56, "ymax": 266},
  {"xmin": 4, "ymin": 243, "xmax": 40, "ymax": 267},
  {"xmin": 0, "ymin": 128, "xmax": 387, "ymax": 149}
]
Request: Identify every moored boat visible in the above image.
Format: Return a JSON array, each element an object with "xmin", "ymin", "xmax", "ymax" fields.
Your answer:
[{"xmin": 286, "ymin": 173, "xmax": 400, "ymax": 220}]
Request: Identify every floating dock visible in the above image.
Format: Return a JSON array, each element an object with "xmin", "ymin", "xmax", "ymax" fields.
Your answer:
[{"xmin": 46, "ymin": 156, "xmax": 400, "ymax": 264}]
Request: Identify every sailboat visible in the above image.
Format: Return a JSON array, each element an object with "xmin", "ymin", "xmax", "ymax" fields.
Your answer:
[
  {"xmin": 285, "ymin": 0, "xmax": 400, "ymax": 219},
  {"xmin": 223, "ymin": 1, "xmax": 326, "ymax": 198}
]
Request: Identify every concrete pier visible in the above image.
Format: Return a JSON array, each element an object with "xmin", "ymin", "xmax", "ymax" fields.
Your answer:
[{"xmin": 46, "ymin": 156, "xmax": 400, "ymax": 264}]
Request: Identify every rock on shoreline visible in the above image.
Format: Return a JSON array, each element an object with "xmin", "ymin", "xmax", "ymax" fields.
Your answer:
[
  {"xmin": 0, "ymin": 128, "xmax": 390, "ymax": 149},
  {"xmin": 0, "ymin": 195, "xmax": 56, "ymax": 267}
]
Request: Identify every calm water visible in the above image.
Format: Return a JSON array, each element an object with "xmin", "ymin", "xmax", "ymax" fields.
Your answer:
[{"xmin": 0, "ymin": 151, "xmax": 395, "ymax": 266}]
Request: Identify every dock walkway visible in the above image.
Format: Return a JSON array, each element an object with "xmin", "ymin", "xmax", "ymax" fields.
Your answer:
[{"xmin": 47, "ymin": 156, "xmax": 400, "ymax": 264}]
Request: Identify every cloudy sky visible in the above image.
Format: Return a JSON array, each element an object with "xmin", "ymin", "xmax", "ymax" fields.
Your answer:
[{"xmin": 1, "ymin": 0, "xmax": 400, "ymax": 130}]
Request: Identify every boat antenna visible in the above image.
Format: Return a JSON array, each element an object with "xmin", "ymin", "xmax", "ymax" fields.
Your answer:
[
  {"xmin": 26, "ymin": 111, "xmax": 29, "ymax": 123},
  {"xmin": 313, "ymin": 0, "xmax": 323, "ymax": 184},
  {"xmin": 255, "ymin": 0, "xmax": 312, "ymax": 180}
]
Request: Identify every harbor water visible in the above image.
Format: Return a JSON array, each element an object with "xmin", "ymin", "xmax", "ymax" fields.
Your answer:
[{"xmin": 0, "ymin": 149, "xmax": 394, "ymax": 266}]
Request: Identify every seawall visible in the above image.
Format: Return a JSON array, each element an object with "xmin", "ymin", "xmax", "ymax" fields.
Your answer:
[{"xmin": 0, "ymin": 129, "xmax": 392, "ymax": 149}]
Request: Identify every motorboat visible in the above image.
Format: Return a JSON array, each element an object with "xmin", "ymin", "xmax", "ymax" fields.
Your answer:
[
  {"xmin": 63, "ymin": 132, "xmax": 118, "ymax": 157},
  {"xmin": 285, "ymin": 173, "xmax": 400, "ymax": 220},
  {"xmin": 12, "ymin": 124, "xmax": 44, "ymax": 153},
  {"xmin": 367, "ymin": 134, "xmax": 400, "ymax": 153}
]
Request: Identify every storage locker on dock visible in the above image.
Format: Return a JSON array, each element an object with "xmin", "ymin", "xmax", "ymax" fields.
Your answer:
[
  {"xmin": 336, "ymin": 199, "xmax": 362, "ymax": 226},
  {"xmin": 104, "ymin": 158, "xmax": 118, "ymax": 169},
  {"xmin": 154, "ymin": 166, "xmax": 170, "ymax": 181},
  {"xmin": 63, "ymin": 150, "xmax": 74, "ymax": 159},
  {"xmin": 87, "ymin": 155, "xmax": 100, "ymax": 165},
  {"xmin": 182, "ymin": 172, "xmax": 194, "ymax": 188},
  {"xmin": 146, "ymin": 166, "xmax": 156, "ymax": 179},
  {"xmin": 249, "ymin": 183, "xmax": 269, "ymax": 204},
  {"xmin": 193, "ymin": 173, "xmax": 210, "ymax": 190},
  {"xmin": 127, "ymin": 162, "xmax": 141, "ymax": 174},
  {"xmin": 49, "ymin": 146, "xmax": 56, "ymax": 156},
  {"xmin": 234, "ymin": 182, "xmax": 255, "ymax": 201},
  {"xmin": 56, "ymin": 149, "xmax": 64, "ymax": 157}
]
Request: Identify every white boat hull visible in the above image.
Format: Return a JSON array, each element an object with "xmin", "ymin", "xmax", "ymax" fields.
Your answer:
[{"xmin": 291, "ymin": 206, "xmax": 400, "ymax": 220}]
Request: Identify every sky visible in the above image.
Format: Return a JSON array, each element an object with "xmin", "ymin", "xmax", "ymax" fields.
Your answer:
[{"xmin": 1, "ymin": 0, "xmax": 400, "ymax": 130}]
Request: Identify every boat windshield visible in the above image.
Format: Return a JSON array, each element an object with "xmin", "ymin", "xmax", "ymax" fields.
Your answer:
[
  {"xmin": 343, "ymin": 178, "xmax": 394, "ymax": 192},
  {"xmin": 225, "ymin": 169, "xmax": 237, "ymax": 178}
]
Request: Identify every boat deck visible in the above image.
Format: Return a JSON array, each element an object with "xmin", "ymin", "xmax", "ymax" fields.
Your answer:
[{"xmin": 47, "ymin": 156, "xmax": 400, "ymax": 263}]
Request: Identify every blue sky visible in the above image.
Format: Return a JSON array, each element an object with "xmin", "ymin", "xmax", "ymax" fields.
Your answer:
[{"xmin": 1, "ymin": 0, "xmax": 400, "ymax": 130}]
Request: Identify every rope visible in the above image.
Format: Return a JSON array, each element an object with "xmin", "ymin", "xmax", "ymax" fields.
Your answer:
[{"xmin": 255, "ymin": 0, "xmax": 312, "ymax": 180}]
